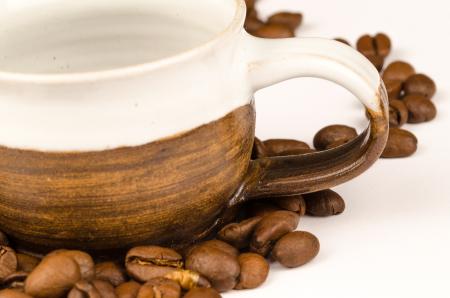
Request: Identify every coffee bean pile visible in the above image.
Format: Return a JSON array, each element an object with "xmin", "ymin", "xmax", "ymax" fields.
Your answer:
[
  {"xmin": 354, "ymin": 36, "xmax": 437, "ymax": 158},
  {"xmin": 0, "ymin": 192, "xmax": 334, "ymax": 298},
  {"xmin": 246, "ymin": 0, "xmax": 437, "ymax": 159}
]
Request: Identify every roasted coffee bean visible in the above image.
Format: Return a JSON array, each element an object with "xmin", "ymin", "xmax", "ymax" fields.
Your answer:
[
  {"xmin": 250, "ymin": 211, "xmax": 300, "ymax": 256},
  {"xmin": 218, "ymin": 216, "xmax": 263, "ymax": 249},
  {"xmin": 136, "ymin": 278, "xmax": 180, "ymax": 298},
  {"xmin": 1, "ymin": 271, "xmax": 28, "ymax": 290},
  {"xmin": 403, "ymin": 74, "xmax": 437, "ymax": 99},
  {"xmin": 114, "ymin": 281, "xmax": 141, "ymax": 298},
  {"xmin": 366, "ymin": 54, "xmax": 385, "ymax": 72},
  {"xmin": 313, "ymin": 125, "xmax": 358, "ymax": 151},
  {"xmin": 16, "ymin": 254, "xmax": 40, "ymax": 273},
  {"xmin": 272, "ymin": 231, "xmax": 320, "ymax": 268},
  {"xmin": 91, "ymin": 280, "xmax": 117, "ymax": 298},
  {"xmin": 244, "ymin": 17, "xmax": 264, "ymax": 34},
  {"xmin": 334, "ymin": 38, "xmax": 351, "ymax": 46},
  {"xmin": 0, "ymin": 231, "xmax": 8, "ymax": 246},
  {"xmin": 263, "ymin": 139, "xmax": 310, "ymax": 157},
  {"xmin": 183, "ymin": 287, "xmax": 221, "ymax": 298},
  {"xmin": 253, "ymin": 23, "xmax": 294, "ymax": 39},
  {"xmin": 271, "ymin": 195, "xmax": 306, "ymax": 215},
  {"xmin": 125, "ymin": 246, "xmax": 183, "ymax": 283},
  {"xmin": 0, "ymin": 247, "xmax": 17, "ymax": 280},
  {"xmin": 68, "ymin": 280, "xmax": 101, "ymax": 298},
  {"xmin": 164, "ymin": 269, "xmax": 210, "ymax": 290},
  {"xmin": 0, "ymin": 289, "xmax": 33, "ymax": 298},
  {"xmin": 357, "ymin": 33, "xmax": 391, "ymax": 58},
  {"xmin": 95, "ymin": 262, "xmax": 127, "ymax": 287},
  {"xmin": 382, "ymin": 61, "xmax": 415, "ymax": 82},
  {"xmin": 235, "ymin": 253, "xmax": 269, "ymax": 290},
  {"xmin": 389, "ymin": 99, "xmax": 409, "ymax": 127},
  {"xmin": 186, "ymin": 245, "xmax": 240, "ymax": 292},
  {"xmin": 201, "ymin": 240, "xmax": 239, "ymax": 257},
  {"xmin": 246, "ymin": 8, "xmax": 258, "ymax": 19},
  {"xmin": 303, "ymin": 190, "xmax": 346, "ymax": 217},
  {"xmin": 382, "ymin": 128, "xmax": 418, "ymax": 158},
  {"xmin": 245, "ymin": 0, "xmax": 255, "ymax": 10},
  {"xmin": 49, "ymin": 250, "xmax": 95, "ymax": 281},
  {"xmin": 403, "ymin": 95, "xmax": 437, "ymax": 123},
  {"xmin": 246, "ymin": 202, "xmax": 281, "ymax": 218},
  {"xmin": 267, "ymin": 12, "xmax": 303, "ymax": 31},
  {"xmin": 251, "ymin": 137, "xmax": 269, "ymax": 159},
  {"xmin": 384, "ymin": 79, "xmax": 403, "ymax": 101},
  {"xmin": 25, "ymin": 254, "xmax": 81, "ymax": 298}
]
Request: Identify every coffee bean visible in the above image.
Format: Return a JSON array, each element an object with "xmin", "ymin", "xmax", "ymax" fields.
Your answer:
[
  {"xmin": 218, "ymin": 216, "xmax": 263, "ymax": 249},
  {"xmin": 271, "ymin": 195, "xmax": 306, "ymax": 215},
  {"xmin": 68, "ymin": 280, "xmax": 101, "ymax": 298},
  {"xmin": 384, "ymin": 79, "xmax": 403, "ymax": 101},
  {"xmin": 0, "ymin": 231, "xmax": 9, "ymax": 246},
  {"xmin": 136, "ymin": 278, "xmax": 180, "ymax": 298},
  {"xmin": 114, "ymin": 281, "xmax": 141, "ymax": 298},
  {"xmin": 244, "ymin": 17, "xmax": 264, "ymax": 34},
  {"xmin": 0, "ymin": 246, "xmax": 17, "ymax": 281},
  {"xmin": 251, "ymin": 137, "xmax": 269, "ymax": 159},
  {"xmin": 389, "ymin": 99, "xmax": 409, "ymax": 127},
  {"xmin": 25, "ymin": 254, "xmax": 81, "ymax": 298},
  {"xmin": 267, "ymin": 12, "xmax": 303, "ymax": 31},
  {"xmin": 245, "ymin": 0, "xmax": 255, "ymax": 10},
  {"xmin": 313, "ymin": 125, "xmax": 357, "ymax": 151},
  {"xmin": 201, "ymin": 240, "xmax": 239, "ymax": 257},
  {"xmin": 334, "ymin": 38, "xmax": 351, "ymax": 46},
  {"xmin": 91, "ymin": 280, "xmax": 117, "ymax": 298},
  {"xmin": 1, "ymin": 271, "xmax": 28, "ymax": 290},
  {"xmin": 183, "ymin": 287, "xmax": 221, "ymax": 298},
  {"xmin": 357, "ymin": 33, "xmax": 391, "ymax": 58},
  {"xmin": 272, "ymin": 231, "xmax": 320, "ymax": 268},
  {"xmin": 366, "ymin": 54, "xmax": 385, "ymax": 72},
  {"xmin": 403, "ymin": 95, "xmax": 437, "ymax": 123},
  {"xmin": 403, "ymin": 74, "xmax": 437, "ymax": 99},
  {"xmin": 0, "ymin": 289, "xmax": 33, "ymax": 298},
  {"xmin": 186, "ymin": 245, "xmax": 240, "ymax": 292},
  {"xmin": 381, "ymin": 128, "xmax": 418, "ymax": 158},
  {"xmin": 253, "ymin": 23, "xmax": 294, "ymax": 39},
  {"xmin": 125, "ymin": 246, "xmax": 183, "ymax": 283},
  {"xmin": 235, "ymin": 253, "xmax": 269, "ymax": 290},
  {"xmin": 246, "ymin": 202, "xmax": 281, "ymax": 218},
  {"xmin": 49, "ymin": 250, "xmax": 95, "ymax": 281},
  {"xmin": 246, "ymin": 8, "xmax": 258, "ymax": 19},
  {"xmin": 262, "ymin": 139, "xmax": 310, "ymax": 157},
  {"xmin": 95, "ymin": 262, "xmax": 127, "ymax": 287},
  {"xmin": 303, "ymin": 190, "xmax": 346, "ymax": 217},
  {"xmin": 164, "ymin": 269, "xmax": 210, "ymax": 290},
  {"xmin": 382, "ymin": 61, "xmax": 416, "ymax": 82},
  {"xmin": 250, "ymin": 211, "xmax": 300, "ymax": 256},
  {"xmin": 16, "ymin": 254, "xmax": 40, "ymax": 273}
]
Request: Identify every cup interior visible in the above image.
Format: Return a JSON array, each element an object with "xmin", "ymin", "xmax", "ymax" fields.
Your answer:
[{"xmin": 0, "ymin": 0, "xmax": 238, "ymax": 75}]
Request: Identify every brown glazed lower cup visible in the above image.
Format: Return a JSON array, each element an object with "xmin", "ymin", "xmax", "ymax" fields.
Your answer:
[
  {"xmin": 0, "ymin": 97, "xmax": 387, "ymax": 254},
  {"xmin": 0, "ymin": 0, "xmax": 389, "ymax": 254}
]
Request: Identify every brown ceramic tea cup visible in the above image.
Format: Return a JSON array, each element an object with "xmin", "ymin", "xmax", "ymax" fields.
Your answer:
[{"xmin": 0, "ymin": 0, "xmax": 388, "ymax": 252}]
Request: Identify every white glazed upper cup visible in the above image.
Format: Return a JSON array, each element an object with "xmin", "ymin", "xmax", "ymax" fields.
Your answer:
[{"xmin": 0, "ymin": 0, "xmax": 386, "ymax": 153}]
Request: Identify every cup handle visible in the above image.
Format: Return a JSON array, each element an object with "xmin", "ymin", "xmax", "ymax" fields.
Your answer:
[{"xmin": 242, "ymin": 33, "xmax": 389, "ymax": 199}]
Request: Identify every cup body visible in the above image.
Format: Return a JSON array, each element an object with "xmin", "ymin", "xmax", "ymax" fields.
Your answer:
[{"xmin": 0, "ymin": 0, "xmax": 252, "ymax": 251}]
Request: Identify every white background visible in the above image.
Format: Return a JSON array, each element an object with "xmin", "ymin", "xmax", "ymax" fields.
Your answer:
[{"xmin": 228, "ymin": 0, "xmax": 450, "ymax": 298}]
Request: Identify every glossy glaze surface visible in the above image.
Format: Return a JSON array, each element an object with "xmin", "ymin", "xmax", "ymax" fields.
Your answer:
[{"xmin": 0, "ymin": 104, "xmax": 255, "ymax": 252}]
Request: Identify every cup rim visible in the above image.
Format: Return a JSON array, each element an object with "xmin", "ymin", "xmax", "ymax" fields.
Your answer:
[{"xmin": 0, "ymin": 0, "xmax": 246, "ymax": 84}]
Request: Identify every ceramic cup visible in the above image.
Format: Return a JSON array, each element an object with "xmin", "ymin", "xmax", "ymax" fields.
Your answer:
[{"xmin": 0, "ymin": 0, "xmax": 388, "ymax": 252}]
